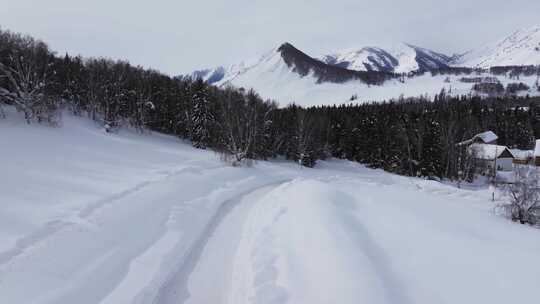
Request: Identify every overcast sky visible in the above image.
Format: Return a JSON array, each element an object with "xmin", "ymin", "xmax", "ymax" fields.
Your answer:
[{"xmin": 1, "ymin": 0, "xmax": 539, "ymax": 75}]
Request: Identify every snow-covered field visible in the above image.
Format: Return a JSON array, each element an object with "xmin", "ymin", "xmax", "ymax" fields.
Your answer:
[{"xmin": 1, "ymin": 108, "xmax": 540, "ymax": 304}]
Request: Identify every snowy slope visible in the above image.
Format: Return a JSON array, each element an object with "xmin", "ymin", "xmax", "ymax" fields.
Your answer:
[
  {"xmin": 2, "ymin": 109, "xmax": 540, "ymax": 303},
  {"xmin": 189, "ymin": 50, "xmax": 277, "ymax": 84},
  {"xmin": 320, "ymin": 47, "xmax": 399, "ymax": 72},
  {"xmin": 456, "ymin": 25, "xmax": 540, "ymax": 68},
  {"xmin": 320, "ymin": 43, "xmax": 452, "ymax": 73},
  {"xmin": 214, "ymin": 52, "xmax": 539, "ymax": 107}
]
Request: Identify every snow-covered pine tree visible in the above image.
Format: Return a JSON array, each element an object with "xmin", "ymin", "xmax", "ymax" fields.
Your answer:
[
  {"xmin": 295, "ymin": 109, "xmax": 317, "ymax": 168},
  {"xmin": 190, "ymin": 79, "xmax": 214, "ymax": 149}
]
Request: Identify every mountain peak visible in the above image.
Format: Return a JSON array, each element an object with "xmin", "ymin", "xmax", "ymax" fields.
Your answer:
[
  {"xmin": 277, "ymin": 42, "xmax": 304, "ymax": 57},
  {"xmin": 278, "ymin": 42, "xmax": 295, "ymax": 49}
]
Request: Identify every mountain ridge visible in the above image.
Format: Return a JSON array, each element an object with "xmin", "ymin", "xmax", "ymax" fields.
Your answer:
[
  {"xmin": 453, "ymin": 24, "xmax": 540, "ymax": 67},
  {"xmin": 186, "ymin": 25, "xmax": 540, "ymax": 106}
]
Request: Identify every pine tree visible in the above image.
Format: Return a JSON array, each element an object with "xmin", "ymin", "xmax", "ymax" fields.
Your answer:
[{"xmin": 190, "ymin": 79, "xmax": 214, "ymax": 149}]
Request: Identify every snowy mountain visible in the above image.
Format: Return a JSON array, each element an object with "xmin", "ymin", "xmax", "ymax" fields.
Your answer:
[
  {"xmin": 191, "ymin": 43, "xmax": 394, "ymax": 86},
  {"xmin": 319, "ymin": 43, "xmax": 452, "ymax": 73},
  {"xmin": 455, "ymin": 25, "xmax": 540, "ymax": 68},
  {"xmin": 191, "ymin": 66, "xmax": 226, "ymax": 83},
  {"xmin": 190, "ymin": 59, "xmax": 260, "ymax": 85},
  {"xmin": 189, "ymin": 26, "xmax": 540, "ymax": 106},
  {"xmin": 194, "ymin": 43, "xmax": 426, "ymax": 106},
  {"xmin": 192, "ymin": 42, "xmax": 451, "ymax": 85}
]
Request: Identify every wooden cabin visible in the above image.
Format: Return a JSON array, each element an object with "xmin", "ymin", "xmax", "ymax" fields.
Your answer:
[{"xmin": 469, "ymin": 143, "xmax": 515, "ymax": 172}]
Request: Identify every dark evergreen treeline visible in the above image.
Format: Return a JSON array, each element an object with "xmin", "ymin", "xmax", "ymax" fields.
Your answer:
[
  {"xmin": 416, "ymin": 65, "xmax": 540, "ymax": 77},
  {"xmin": 275, "ymin": 95, "xmax": 540, "ymax": 179},
  {"xmin": 2, "ymin": 28, "xmax": 540, "ymax": 180}
]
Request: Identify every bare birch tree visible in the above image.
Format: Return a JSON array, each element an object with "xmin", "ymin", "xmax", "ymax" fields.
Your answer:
[
  {"xmin": 218, "ymin": 87, "xmax": 274, "ymax": 166},
  {"xmin": 500, "ymin": 166, "xmax": 540, "ymax": 225},
  {"xmin": 0, "ymin": 38, "xmax": 54, "ymax": 123}
]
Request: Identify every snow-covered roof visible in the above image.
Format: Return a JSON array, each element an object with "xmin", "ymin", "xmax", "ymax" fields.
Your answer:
[
  {"xmin": 510, "ymin": 149, "xmax": 533, "ymax": 160},
  {"xmin": 473, "ymin": 131, "xmax": 498, "ymax": 144},
  {"xmin": 469, "ymin": 144, "xmax": 513, "ymax": 160},
  {"xmin": 458, "ymin": 131, "xmax": 499, "ymax": 146},
  {"xmin": 534, "ymin": 140, "xmax": 540, "ymax": 157}
]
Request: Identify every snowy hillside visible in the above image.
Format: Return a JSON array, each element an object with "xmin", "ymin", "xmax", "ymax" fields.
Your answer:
[
  {"xmin": 189, "ymin": 49, "xmax": 279, "ymax": 85},
  {"xmin": 188, "ymin": 25, "xmax": 540, "ymax": 107},
  {"xmin": 205, "ymin": 46, "xmax": 539, "ymax": 107},
  {"xmin": 319, "ymin": 43, "xmax": 452, "ymax": 73},
  {"xmin": 455, "ymin": 25, "xmax": 540, "ymax": 68},
  {"xmin": 319, "ymin": 47, "xmax": 399, "ymax": 72},
  {"xmin": 2, "ymin": 108, "xmax": 540, "ymax": 303},
  {"xmin": 220, "ymin": 66, "xmax": 537, "ymax": 107}
]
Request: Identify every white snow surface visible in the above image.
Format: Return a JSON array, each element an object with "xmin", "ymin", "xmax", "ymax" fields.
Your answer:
[
  {"xmin": 534, "ymin": 139, "xmax": 540, "ymax": 157},
  {"xmin": 473, "ymin": 130, "xmax": 498, "ymax": 144},
  {"xmin": 1, "ymin": 108, "xmax": 540, "ymax": 304},
  {"xmin": 319, "ymin": 47, "xmax": 397, "ymax": 72},
  {"xmin": 469, "ymin": 143, "xmax": 511, "ymax": 160},
  {"xmin": 457, "ymin": 25, "xmax": 540, "ymax": 68}
]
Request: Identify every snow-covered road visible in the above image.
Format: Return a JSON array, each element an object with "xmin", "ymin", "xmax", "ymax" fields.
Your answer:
[
  {"xmin": 162, "ymin": 176, "xmax": 540, "ymax": 304},
  {"xmin": 2, "ymin": 110, "xmax": 540, "ymax": 304}
]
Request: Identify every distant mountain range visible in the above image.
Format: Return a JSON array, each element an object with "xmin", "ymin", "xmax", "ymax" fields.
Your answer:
[{"xmin": 189, "ymin": 25, "xmax": 540, "ymax": 106}]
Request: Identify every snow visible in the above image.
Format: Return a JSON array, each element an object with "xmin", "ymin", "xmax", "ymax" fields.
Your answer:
[
  {"xmin": 2, "ymin": 108, "xmax": 540, "ymax": 303},
  {"xmin": 391, "ymin": 43, "xmax": 421, "ymax": 73},
  {"xmin": 456, "ymin": 24, "xmax": 540, "ymax": 68},
  {"xmin": 510, "ymin": 148, "xmax": 533, "ymax": 160},
  {"xmin": 318, "ymin": 43, "xmax": 451, "ymax": 74},
  {"xmin": 201, "ymin": 47, "xmax": 539, "ymax": 107},
  {"xmin": 218, "ymin": 51, "xmax": 540, "ymax": 107},
  {"xmin": 319, "ymin": 47, "xmax": 397, "ymax": 72},
  {"xmin": 189, "ymin": 35, "xmax": 540, "ymax": 107},
  {"xmin": 534, "ymin": 139, "xmax": 540, "ymax": 157},
  {"xmin": 473, "ymin": 130, "xmax": 498, "ymax": 143},
  {"xmin": 469, "ymin": 143, "xmax": 512, "ymax": 160}
]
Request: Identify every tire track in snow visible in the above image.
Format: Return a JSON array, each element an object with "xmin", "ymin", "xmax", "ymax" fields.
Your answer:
[
  {"xmin": 0, "ymin": 164, "xmax": 222, "ymax": 269},
  {"xmin": 248, "ymin": 207, "xmax": 289, "ymax": 304},
  {"xmin": 152, "ymin": 180, "xmax": 289, "ymax": 304},
  {"xmin": 338, "ymin": 200, "xmax": 413, "ymax": 304},
  {"xmin": 99, "ymin": 175, "xmax": 265, "ymax": 304}
]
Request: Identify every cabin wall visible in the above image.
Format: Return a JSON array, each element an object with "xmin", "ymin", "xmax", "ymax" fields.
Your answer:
[{"xmin": 496, "ymin": 158, "xmax": 513, "ymax": 171}]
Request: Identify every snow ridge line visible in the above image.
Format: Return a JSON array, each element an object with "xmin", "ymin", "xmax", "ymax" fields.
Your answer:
[
  {"xmin": 0, "ymin": 164, "xmax": 221, "ymax": 269},
  {"xmin": 152, "ymin": 179, "xmax": 290, "ymax": 304}
]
